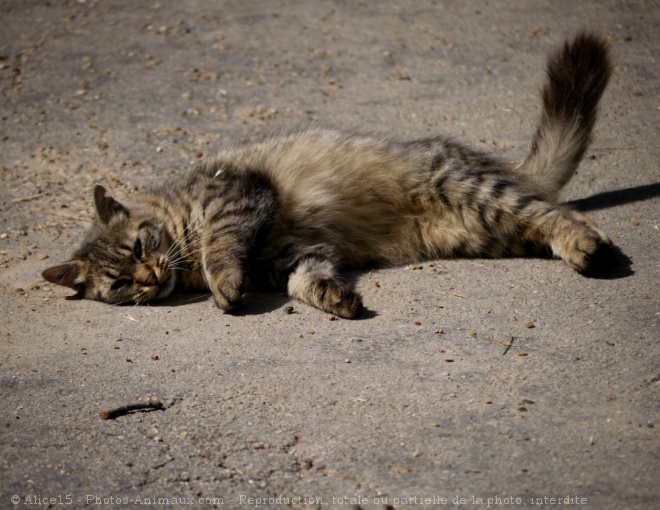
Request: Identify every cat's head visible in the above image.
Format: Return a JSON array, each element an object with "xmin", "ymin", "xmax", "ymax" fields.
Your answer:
[{"xmin": 42, "ymin": 185, "xmax": 177, "ymax": 304}]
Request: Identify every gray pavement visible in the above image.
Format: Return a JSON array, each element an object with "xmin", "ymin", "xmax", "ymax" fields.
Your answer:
[{"xmin": 1, "ymin": 1, "xmax": 658, "ymax": 509}]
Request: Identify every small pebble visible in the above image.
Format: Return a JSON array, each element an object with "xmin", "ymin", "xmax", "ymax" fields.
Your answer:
[
  {"xmin": 631, "ymin": 218, "xmax": 640, "ymax": 227},
  {"xmin": 37, "ymin": 253, "xmax": 49, "ymax": 260},
  {"xmin": 524, "ymin": 321, "xmax": 535, "ymax": 328}
]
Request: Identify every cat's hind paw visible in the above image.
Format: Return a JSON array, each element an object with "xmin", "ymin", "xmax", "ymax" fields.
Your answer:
[{"xmin": 551, "ymin": 211, "xmax": 616, "ymax": 276}]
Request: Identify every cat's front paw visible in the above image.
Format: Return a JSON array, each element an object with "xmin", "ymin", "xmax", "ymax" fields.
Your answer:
[
  {"xmin": 320, "ymin": 280, "xmax": 364, "ymax": 319},
  {"xmin": 209, "ymin": 270, "xmax": 244, "ymax": 312},
  {"xmin": 333, "ymin": 289, "xmax": 364, "ymax": 319}
]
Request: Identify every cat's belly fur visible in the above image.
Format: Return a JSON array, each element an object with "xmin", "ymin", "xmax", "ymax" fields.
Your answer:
[{"xmin": 242, "ymin": 130, "xmax": 468, "ymax": 266}]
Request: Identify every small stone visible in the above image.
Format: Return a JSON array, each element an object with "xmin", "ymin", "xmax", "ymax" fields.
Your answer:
[
  {"xmin": 524, "ymin": 321, "xmax": 535, "ymax": 328},
  {"xmin": 467, "ymin": 330, "xmax": 477, "ymax": 337},
  {"xmin": 518, "ymin": 352, "xmax": 528, "ymax": 357},
  {"xmin": 26, "ymin": 283, "xmax": 40, "ymax": 291},
  {"xmin": 252, "ymin": 442, "xmax": 264, "ymax": 450},
  {"xmin": 434, "ymin": 329, "xmax": 444, "ymax": 334},
  {"xmin": 631, "ymin": 218, "xmax": 640, "ymax": 227},
  {"xmin": 37, "ymin": 253, "xmax": 49, "ymax": 260},
  {"xmin": 151, "ymin": 355, "xmax": 159, "ymax": 361}
]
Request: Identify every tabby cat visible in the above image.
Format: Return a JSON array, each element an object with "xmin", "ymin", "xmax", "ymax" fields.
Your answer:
[{"xmin": 43, "ymin": 33, "xmax": 615, "ymax": 319}]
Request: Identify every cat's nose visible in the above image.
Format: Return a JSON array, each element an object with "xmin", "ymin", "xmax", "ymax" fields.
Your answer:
[{"xmin": 144, "ymin": 272, "xmax": 158, "ymax": 286}]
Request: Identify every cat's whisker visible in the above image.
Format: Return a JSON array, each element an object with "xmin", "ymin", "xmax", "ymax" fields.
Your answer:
[
  {"xmin": 168, "ymin": 245, "xmax": 209, "ymax": 265},
  {"xmin": 166, "ymin": 292, "xmax": 211, "ymax": 305},
  {"xmin": 110, "ymin": 296, "xmax": 138, "ymax": 307},
  {"xmin": 167, "ymin": 225, "xmax": 212, "ymax": 251},
  {"xmin": 163, "ymin": 229, "xmax": 218, "ymax": 265}
]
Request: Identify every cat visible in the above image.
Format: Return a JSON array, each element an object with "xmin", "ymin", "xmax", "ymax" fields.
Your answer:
[{"xmin": 43, "ymin": 32, "xmax": 615, "ymax": 319}]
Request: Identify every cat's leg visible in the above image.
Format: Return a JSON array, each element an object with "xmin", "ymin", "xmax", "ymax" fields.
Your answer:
[
  {"xmin": 200, "ymin": 169, "xmax": 278, "ymax": 311},
  {"xmin": 428, "ymin": 169, "xmax": 615, "ymax": 274},
  {"xmin": 201, "ymin": 234, "xmax": 248, "ymax": 311},
  {"xmin": 470, "ymin": 191, "xmax": 614, "ymax": 274},
  {"xmin": 286, "ymin": 246, "xmax": 363, "ymax": 319}
]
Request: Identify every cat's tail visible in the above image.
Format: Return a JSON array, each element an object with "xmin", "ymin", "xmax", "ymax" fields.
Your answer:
[{"xmin": 518, "ymin": 32, "xmax": 612, "ymax": 202}]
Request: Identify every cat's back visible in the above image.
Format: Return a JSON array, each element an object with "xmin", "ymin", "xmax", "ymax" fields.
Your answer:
[{"xmin": 218, "ymin": 127, "xmax": 426, "ymax": 208}]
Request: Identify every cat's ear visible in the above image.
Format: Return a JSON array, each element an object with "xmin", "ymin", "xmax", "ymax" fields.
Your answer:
[
  {"xmin": 42, "ymin": 261, "xmax": 85, "ymax": 294},
  {"xmin": 94, "ymin": 185, "xmax": 129, "ymax": 224}
]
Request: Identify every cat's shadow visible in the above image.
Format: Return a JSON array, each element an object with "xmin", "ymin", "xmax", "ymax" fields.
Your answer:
[
  {"xmin": 567, "ymin": 182, "xmax": 660, "ymax": 212},
  {"xmin": 153, "ymin": 291, "xmax": 379, "ymax": 319}
]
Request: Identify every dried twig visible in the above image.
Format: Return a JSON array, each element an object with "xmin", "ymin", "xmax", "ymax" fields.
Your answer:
[
  {"xmin": 10, "ymin": 193, "xmax": 44, "ymax": 203},
  {"xmin": 99, "ymin": 401, "xmax": 164, "ymax": 420},
  {"xmin": 447, "ymin": 291, "xmax": 467, "ymax": 299},
  {"xmin": 502, "ymin": 336, "xmax": 515, "ymax": 356}
]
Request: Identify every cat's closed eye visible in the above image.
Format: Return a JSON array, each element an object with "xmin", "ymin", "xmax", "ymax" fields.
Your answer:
[{"xmin": 133, "ymin": 239, "xmax": 143, "ymax": 260}]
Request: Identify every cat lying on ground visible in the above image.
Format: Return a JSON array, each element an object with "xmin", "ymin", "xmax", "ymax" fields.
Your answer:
[{"xmin": 43, "ymin": 32, "xmax": 615, "ymax": 319}]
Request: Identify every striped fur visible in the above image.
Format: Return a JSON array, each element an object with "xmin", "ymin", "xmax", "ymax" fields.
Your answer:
[{"xmin": 43, "ymin": 32, "xmax": 614, "ymax": 318}]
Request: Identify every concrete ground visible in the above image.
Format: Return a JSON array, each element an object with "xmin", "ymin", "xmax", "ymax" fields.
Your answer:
[{"xmin": 1, "ymin": 1, "xmax": 658, "ymax": 509}]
